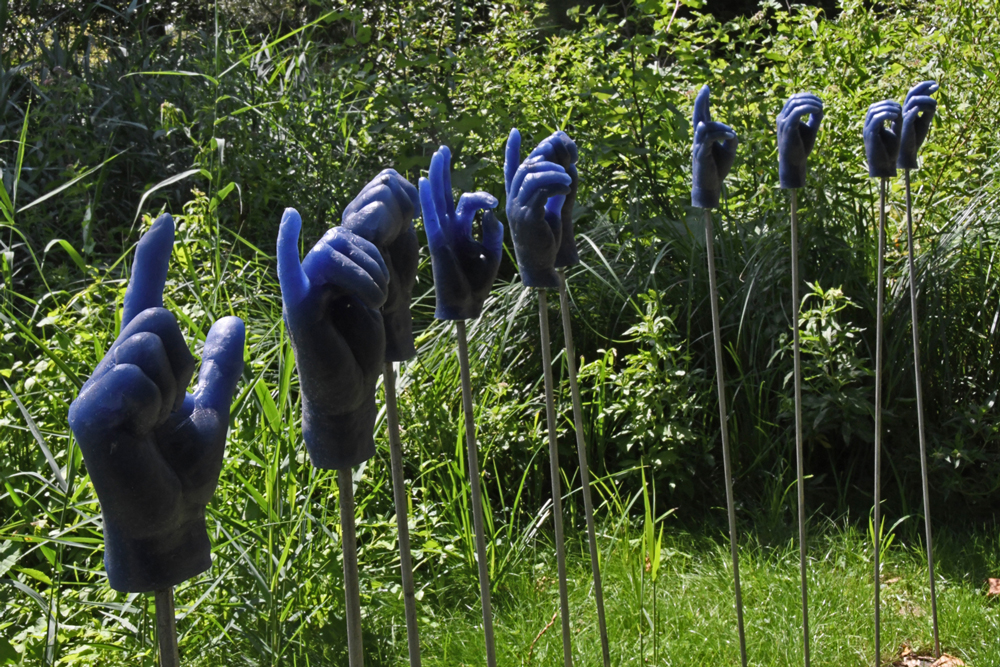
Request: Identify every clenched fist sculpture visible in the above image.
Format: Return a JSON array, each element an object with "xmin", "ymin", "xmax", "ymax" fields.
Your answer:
[
  {"xmin": 777, "ymin": 93, "xmax": 823, "ymax": 189},
  {"xmin": 278, "ymin": 208, "xmax": 389, "ymax": 469},
  {"xmin": 504, "ymin": 129, "xmax": 574, "ymax": 288},
  {"xmin": 420, "ymin": 145, "xmax": 503, "ymax": 320},
  {"xmin": 68, "ymin": 214, "xmax": 245, "ymax": 592},
  {"xmin": 863, "ymin": 99, "xmax": 903, "ymax": 178},
  {"xmin": 339, "ymin": 170, "xmax": 420, "ymax": 361},
  {"xmin": 897, "ymin": 81, "xmax": 938, "ymax": 170}
]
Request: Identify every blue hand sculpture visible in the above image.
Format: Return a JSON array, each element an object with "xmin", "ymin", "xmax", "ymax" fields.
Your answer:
[
  {"xmin": 863, "ymin": 99, "xmax": 903, "ymax": 178},
  {"xmin": 278, "ymin": 208, "xmax": 389, "ymax": 470},
  {"xmin": 420, "ymin": 145, "xmax": 503, "ymax": 320},
  {"xmin": 526, "ymin": 131, "xmax": 580, "ymax": 268},
  {"xmin": 897, "ymin": 81, "xmax": 939, "ymax": 170},
  {"xmin": 692, "ymin": 85, "xmax": 739, "ymax": 209},
  {"xmin": 504, "ymin": 128, "xmax": 573, "ymax": 289},
  {"xmin": 777, "ymin": 93, "xmax": 824, "ymax": 189},
  {"xmin": 340, "ymin": 170, "xmax": 420, "ymax": 361},
  {"xmin": 68, "ymin": 214, "xmax": 245, "ymax": 593}
]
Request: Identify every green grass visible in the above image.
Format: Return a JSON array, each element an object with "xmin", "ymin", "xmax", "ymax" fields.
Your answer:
[{"xmin": 409, "ymin": 522, "xmax": 1000, "ymax": 666}]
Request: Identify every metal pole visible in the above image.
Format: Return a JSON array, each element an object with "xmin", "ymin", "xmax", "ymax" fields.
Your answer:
[
  {"xmin": 905, "ymin": 169, "xmax": 941, "ymax": 658},
  {"xmin": 338, "ymin": 467, "xmax": 365, "ymax": 667},
  {"xmin": 873, "ymin": 177, "xmax": 887, "ymax": 667},
  {"xmin": 790, "ymin": 189, "xmax": 811, "ymax": 667},
  {"xmin": 704, "ymin": 208, "xmax": 748, "ymax": 667},
  {"xmin": 383, "ymin": 362, "xmax": 422, "ymax": 667},
  {"xmin": 557, "ymin": 269, "xmax": 610, "ymax": 667},
  {"xmin": 455, "ymin": 320, "xmax": 498, "ymax": 667},
  {"xmin": 154, "ymin": 588, "xmax": 180, "ymax": 667},
  {"xmin": 539, "ymin": 288, "xmax": 574, "ymax": 667}
]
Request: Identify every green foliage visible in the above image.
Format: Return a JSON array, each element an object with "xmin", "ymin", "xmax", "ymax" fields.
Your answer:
[
  {"xmin": 3, "ymin": 0, "xmax": 1000, "ymax": 663},
  {"xmin": 580, "ymin": 290, "xmax": 712, "ymax": 498}
]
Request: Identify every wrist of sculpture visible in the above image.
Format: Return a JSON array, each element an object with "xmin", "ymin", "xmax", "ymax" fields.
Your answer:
[
  {"xmin": 301, "ymin": 399, "xmax": 378, "ymax": 470},
  {"xmin": 382, "ymin": 310, "xmax": 416, "ymax": 362},
  {"xmin": 554, "ymin": 225, "xmax": 580, "ymax": 268},
  {"xmin": 778, "ymin": 165, "xmax": 807, "ymax": 190},
  {"xmin": 517, "ymin": 264, "xmax": 561, "ymax": 289},
  {"xmin": 691, "ymin": 186, "xmax": 721, "ymax": 210},
  {"xmin": 434, "ymin": 298, "xmax": 483, "ymax": 322},
  {"xmin": 868, "ymin": 162, "xmax": 897, "ymax": 179},
  {"xmin": 102, "ymin": 514, "xmax": 212, "ymax": 592},
  {"xmin": 897, "ymin": 153, "xmax": 919, "ymax": 170}
]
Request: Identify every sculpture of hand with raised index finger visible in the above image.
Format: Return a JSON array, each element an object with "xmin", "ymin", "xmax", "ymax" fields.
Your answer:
[
  {"xmin": 864, "ymin": 99, "xmax": 903, "ymax": 177},
  {"xmin": 68, "ymin": 214, "xmax": 245, "ymax": 593},
  {"xmin": 278, "ymin": 208, "xmax": 390, "ymax": 469},
  {"xmin": 898, "ymin": 81, "xmax": 939, "ymax": 170},
  {"xmin": 777, "ymin": 93, "xmax": 824, "ymax": 189},
  {"xmin": 692, "ymin": 84, "xmax": 739, "ymax": 209},
  {"xmin": 504, "ymin": 128, "xmax": 573, "ymax": 288},
  {"xmin": 340, "ymin": 170, "xmax": 420, "ymax": 361},
  {"xmin": 420, "ymin": 145, "xmax": 503, "ymax": 320}
]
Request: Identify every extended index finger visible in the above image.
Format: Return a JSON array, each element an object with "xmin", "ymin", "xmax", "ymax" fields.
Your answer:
[
  {"xmin": 693, "ymin": 85, "xmax": 712, "ymax": 128},
  {"xmin": 122, "ymin": 213, "xmax": 174, "ymax": 329}
]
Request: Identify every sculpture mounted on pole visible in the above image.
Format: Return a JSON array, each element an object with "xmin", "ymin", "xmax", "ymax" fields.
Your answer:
[
  {"xmin": 277, "ymin": 203, "xmax": 393, "ymax": 667},
  {"xmin": 898, "ymin": 79, "xmax": 941, "ymax": 659},
  {"xmin": 863, "ymin": 95, "xmax": 903, "ymax": 667},
  {"xmin": 68, "ymin": 213, "xmax": 246, "ymax": 666},
  {"xmin": 420, "ymin": 144, "xmax": 503, "ymax": 665},
  {"xmin": 691, "ymin": 83, "xmax": 747, "ymax": 667},
  {"xmin": 777, "ymin": 91, "xmax": 823, "ymax": 667}
]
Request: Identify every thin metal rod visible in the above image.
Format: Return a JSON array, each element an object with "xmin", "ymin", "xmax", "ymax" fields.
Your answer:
[
  {"xmin": 383, "ymin": 362, "xmax": 421, "ymax": 667},
  {"xmin": 154, "ymin": 588, "xmax": 180, "ymax": 667},
  {"xmin": 873, "ymin": 177, "xmax": 887, "ymax": 667},
  {"xmin": 704, "ymin": 208, "xmax": 748, "ymax": 667},
  {"xmin": 557, "ymin": 269, "xmax": 610, "ymax": 667},
  {"xmin": 455, "ymin": 321, "xmax": 498, "ymax": 667},
  {"xmin": 905, "ymin": 170, "xmax": 941, "ymax": 658},
  {"xmin": 790, "ymin": 189, "xmax": 811, "ymax": 667},
  {"xmin": 338, "ymin": 467, "xmax": 364, "ymax": 667},
  {"xmin": 539, "ymin": 288, "xmax": 574, "ymax": 667}
]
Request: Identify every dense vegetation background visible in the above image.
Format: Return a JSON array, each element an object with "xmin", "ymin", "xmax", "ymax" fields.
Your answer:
[{"xmin": 1, "ymin": 0, "xmax": 999, "ymax": 664}]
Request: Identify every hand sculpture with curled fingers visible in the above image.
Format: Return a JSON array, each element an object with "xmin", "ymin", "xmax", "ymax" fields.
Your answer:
[
  {"xmin": 864, "ymin": 99, "xmax": 903, "ymax": 178},
  {"xmin": 897, "ymin": 81, "xmax": 939, "ymax": 170},
  {"xmin": 68, "ymin": 214, "xmax": 245, "ymax": 593},
  {"xmin": 340, "ymin": 169, "xmax": 420, "ymax": 361},
  {"xmin": 278, "ymin": 208, "xmax": 389, "ymax": 470},
  {"xmin": 525, "ymin": 130, "xmax": 580, "ymax": 268},
  {"xmin": 504, "ymin": 128, "xmax": 573, "ymax": 288},
  {"xmin": 420, "ymin": 145, "xmax": 503, "ymax": 320},
  {"xmin": 777, "ymin": 93, "xmax": 823, "ymax": 189},
  {"xmin": 692, "ymin": 85, "xmax": 739, "ymax": 209}
]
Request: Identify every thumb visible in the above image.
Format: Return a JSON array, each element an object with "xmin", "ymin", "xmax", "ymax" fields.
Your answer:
[
  {"xmin": 193, "ymin": 316, "xmax": 245, "ymax": 415},
  {"xmin": 504, "ymin": 128, "xmax": 521, "ymax": 197},
  {"xmin": 277, "ymin": 208, "xmax": 310, "ymax": 306},
  {"xmin": 481, "ymin": 210, "xmax": 504, "ymax": 262}
]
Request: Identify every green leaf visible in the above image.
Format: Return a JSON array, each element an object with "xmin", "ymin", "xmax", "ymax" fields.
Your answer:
[
  {"xmin": 254, "ymin": 378, "xmax": 281, "ymax": 433},
  {"xmin": 0, "ymin": 542, "xmax": 20, "ymax": 578},
  {"xmin": 14, "ymin": 567, "xmax": 52, "ymax": 586}
]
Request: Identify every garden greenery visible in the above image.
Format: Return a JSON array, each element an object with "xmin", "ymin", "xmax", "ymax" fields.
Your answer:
[{"xmin": 2, "ymin": 0, "xmax": 999, "ymax": 663}]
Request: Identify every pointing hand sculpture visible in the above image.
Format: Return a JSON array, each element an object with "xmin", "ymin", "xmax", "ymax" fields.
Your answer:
[
  {"xmin": 420, "ymin": 145, "xmax": 504, "ymax": 320},
  {"xmin": 278, "ymin": 209, "xmax": 389, "ymax": 469},
  {"xmin": 692, "ymin": 85, "xmax": 739, "ymax": 209},
  {"xmin": 864, "ymin": 99, "xmax": 903, "ymax": 178},
  {"xmin": 68, "ymin": 214, "xmax": 245, "ymax": 593},
  {"xmin": 777, "ymin": 93, "xmax": 824, "ymax": 189},
  {"xmin": 897, "ymin": 81, "xmax": 939, "ymax": 170},
  {"xmin": 340, "ymin": 170, "xmax": 420, "ymax": 361},
  {"xmin": 504, "ymin": 128, "xmax": 574, "ymax": 288}
]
